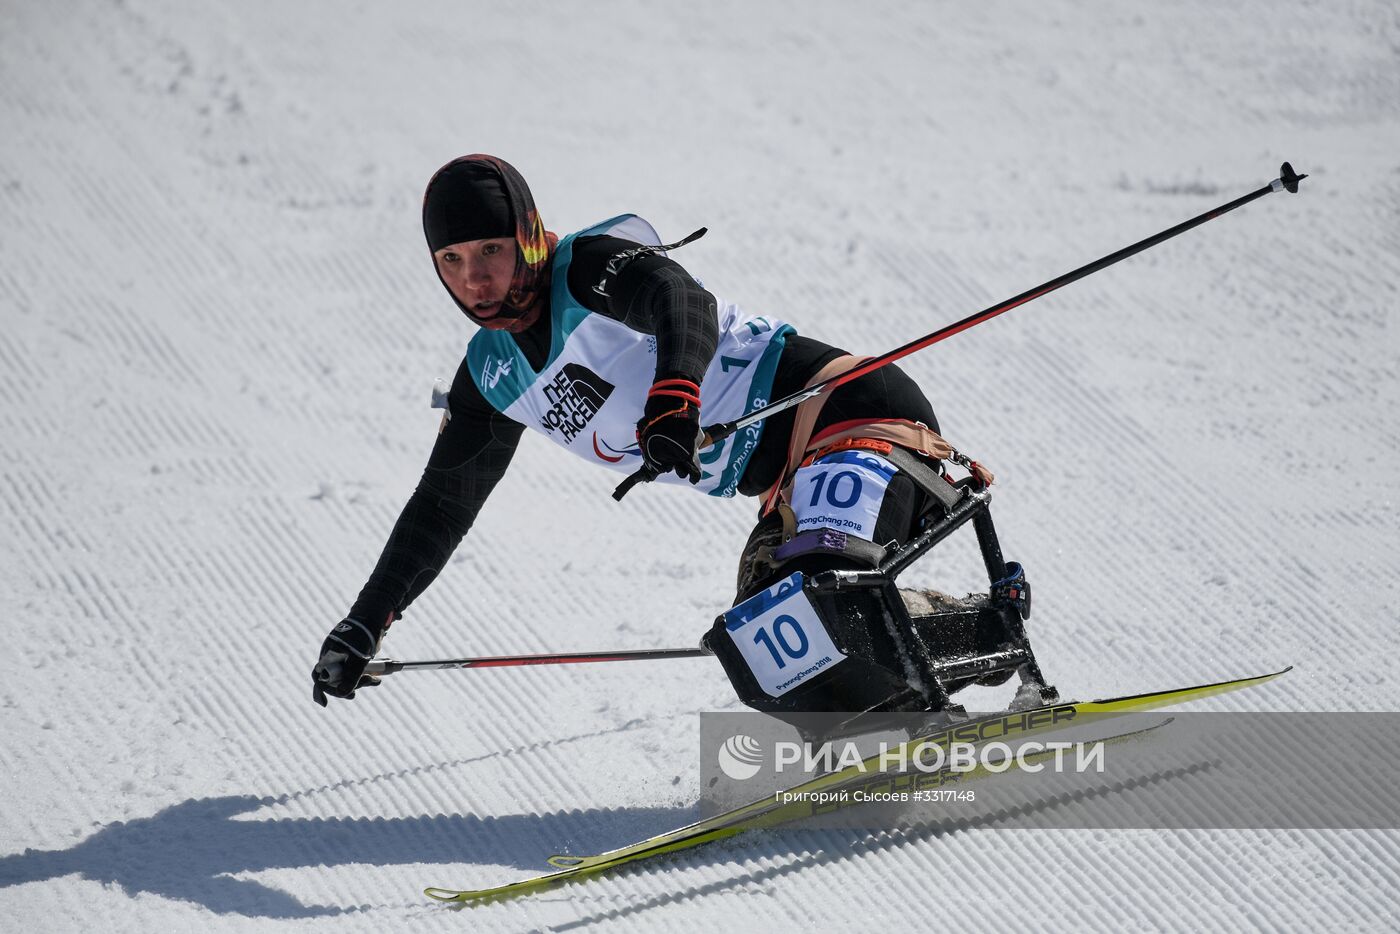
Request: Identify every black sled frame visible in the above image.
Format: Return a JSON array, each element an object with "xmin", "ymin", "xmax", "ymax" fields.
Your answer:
[
  {"xmin": 710, "ymin": 460, "xmax": 1058, "ymax": 741},
  {"xmin": 810, "ymin": 477, "xmax": 1058, "ymax": 713}
]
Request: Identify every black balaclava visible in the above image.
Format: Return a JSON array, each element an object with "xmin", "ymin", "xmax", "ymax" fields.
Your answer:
[{"xmin": 422, "ymin": 154, "xmax": 552, "ymax": 332}]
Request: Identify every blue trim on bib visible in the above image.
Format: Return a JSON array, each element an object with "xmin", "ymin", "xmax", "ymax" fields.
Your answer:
[
  {"xmin": 708, "ymin": 323, "xmax": 795, "ymax": 498},
  {"xmin": 466, "ymin": 331, "xmax": 532, "ymax": 411},
  {"xmin": 812, "ymin": 448, "xmax": 899, "ymax": 480},
  {"xmin": 543, "ymin": 228, "xmax": 596, "ymax": 369},
  {"xmin": 724, "ymin": 572, "xmax": 805, "ymax": 628}
]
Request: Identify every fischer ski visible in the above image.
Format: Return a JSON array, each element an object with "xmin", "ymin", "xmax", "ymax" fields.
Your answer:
[
  {"xmin": 546, "ymin": 712, "xmax": 1177, "ymax": 865},
  {"xmin": 424, "ymin": 666, "xmax": 1290, "ymax": 904}
]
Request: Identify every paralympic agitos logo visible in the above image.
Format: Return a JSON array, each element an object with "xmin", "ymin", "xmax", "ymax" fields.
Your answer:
[{"xmin": 539, "ymin": 363, "xmax": 613, "ymax": 443}]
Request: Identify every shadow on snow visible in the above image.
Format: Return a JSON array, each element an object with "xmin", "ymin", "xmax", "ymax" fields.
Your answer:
[
  {"xmin": 0, "ymin": 795, "xmax": 690, "ymax": 919},
  {"xmin": 0, "ymin": 743, "xmax": 1217, "ymax": 921}
]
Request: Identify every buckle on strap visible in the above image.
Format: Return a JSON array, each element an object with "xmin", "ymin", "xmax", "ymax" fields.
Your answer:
[
  {"xmin": 878, "ymin": 445, "xmax": 962, "ymax": 513},
  {"xmin": 772, "ymin": 528, "xmax": 887, "ymax": 567}
]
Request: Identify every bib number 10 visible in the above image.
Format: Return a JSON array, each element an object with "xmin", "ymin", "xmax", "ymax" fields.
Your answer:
[
  {"xmin": 724, "ymin": 573, "xmax": 847, "ymax": 697},
  {"xmin": 752, "ymin": 614, "xmax": 810, "ymax": 668},
  {"xmin": 807, "ymin": 470, "xmax": 863, "ymax": 509}
]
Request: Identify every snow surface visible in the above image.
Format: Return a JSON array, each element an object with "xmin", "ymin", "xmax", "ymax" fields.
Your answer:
[{"xmin": 2, "ymin": 0, "xmax": 1398, "ymax": 930}]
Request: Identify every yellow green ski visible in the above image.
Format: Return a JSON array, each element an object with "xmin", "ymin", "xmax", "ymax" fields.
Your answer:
[{"xmin": 424, "ymin": 667, "xmax": 1290, "ymax": 904}]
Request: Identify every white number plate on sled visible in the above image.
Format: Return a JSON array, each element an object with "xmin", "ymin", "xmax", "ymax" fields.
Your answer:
[
  {"xmin": 724, "ymin": 572, "xmax": 847, "ymax": 697},
  {"xmin": 790, "ymin": 449, "xmax": 897, "ymax": 541}
]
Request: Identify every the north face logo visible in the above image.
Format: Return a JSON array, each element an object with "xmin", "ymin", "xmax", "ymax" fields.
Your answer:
[{"xmin": 540, "ymin": 363, "xmax": 613, "ymax": 442}]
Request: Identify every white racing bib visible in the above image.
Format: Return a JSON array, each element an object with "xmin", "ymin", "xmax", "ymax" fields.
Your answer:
[
  {"xmin": 463, "ymin": 214, "xmax": 793, "ymax": 498},
  {"xmin": 790, "ymin": 449, "xmax": 898, "ymax": 541},
  {"xmin": 723, "ymin": 572, "xmax": 847, "ymax": 697}
]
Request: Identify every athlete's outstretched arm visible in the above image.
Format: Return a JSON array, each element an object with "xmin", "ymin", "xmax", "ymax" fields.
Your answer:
[{"xmin": 313, "ymin": 360, "xmax": 524, "ymax": 705}]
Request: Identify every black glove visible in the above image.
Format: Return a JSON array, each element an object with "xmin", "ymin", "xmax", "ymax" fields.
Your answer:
[
  {"xmin": 312, "ymin": 615, "xmax": 389, "ymax": 707},
  {"xmin": 636, "ymin": 376, "xmax": 704, "ymax": 484}
]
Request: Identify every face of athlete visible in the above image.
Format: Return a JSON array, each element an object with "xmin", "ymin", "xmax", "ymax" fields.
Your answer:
[{"xmin": 434, "ymin": 237, "xmax": 516, "ymax": 320}]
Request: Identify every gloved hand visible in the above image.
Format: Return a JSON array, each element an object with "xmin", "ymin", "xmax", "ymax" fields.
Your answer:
[
  {"xmin": 312, "ymin": 615, "xmax": 390, "ymax": 707},
  {"xmin": 636, "ymin": 376, "xmax": 704, "ymax": 484}
]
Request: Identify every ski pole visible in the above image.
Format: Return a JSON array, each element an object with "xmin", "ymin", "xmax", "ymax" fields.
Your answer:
[
  {"xmin": 316, "ymin": 646, "xmax": 711, "ymax": 683},
  {"xmin": 614, "ymin": 161, "xmax": 1308, "ymax": 501}
]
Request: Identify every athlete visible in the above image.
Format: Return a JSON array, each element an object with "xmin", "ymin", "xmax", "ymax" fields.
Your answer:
[{"xmin": 312, "ymin": 154, "xmax": 978, "ymax": 714}]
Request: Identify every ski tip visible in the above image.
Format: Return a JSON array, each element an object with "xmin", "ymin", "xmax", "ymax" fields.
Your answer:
[
  {"xmin": 425, "ymin": 882, "xmax": 555, "ymax": 906},
  {"xmin": 548, "ymin": 855, "xmax": 587, "ymax": 869},
  {"xmin": 1231, "ymin": 665, "xmax": 1292, "ymax": 683},
  {"xmin": 1237, "ymin": 665, "xmax": 1293, "ymax": 685}
]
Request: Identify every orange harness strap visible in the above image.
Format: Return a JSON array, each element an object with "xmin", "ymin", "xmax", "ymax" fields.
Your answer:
[{"xmin": 760, "ymin": 356, "xmax": 994, "ymax": 516}]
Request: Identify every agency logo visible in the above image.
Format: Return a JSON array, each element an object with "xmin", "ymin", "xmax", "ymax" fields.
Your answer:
[
  {"xmin": 717, "ymin": 734, "xmax": 764, "ymax": 781},
  {"xmin": 482, "ymin": 356, "xmax": 513, "ymax": 390},
  {"xmin": 540, "ymin": 363, "xmax": 614, "ymax": 443}
]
